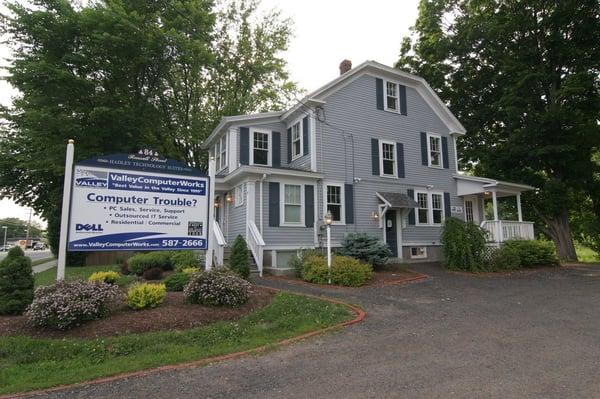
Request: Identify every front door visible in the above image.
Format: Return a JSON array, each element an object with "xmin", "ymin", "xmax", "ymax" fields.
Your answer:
[{"xmin": 385, "ymin": 210, "xmax": 398, "ymax": 257}]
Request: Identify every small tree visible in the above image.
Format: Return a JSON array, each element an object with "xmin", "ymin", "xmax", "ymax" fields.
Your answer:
[
  {"xmin": 338, "ymin": 233, "xmax": 392, "ymax": 268},
  {"xmin": 0, "ymin": 246, "xmax": 34, "ymax": 315},
  {"xmin": 229, "ymin": 235, "xmax": 250, "ymax": 279},
  {"xmin": 441, "ymin": 218, "xmax": 487, "ymax": 272}
]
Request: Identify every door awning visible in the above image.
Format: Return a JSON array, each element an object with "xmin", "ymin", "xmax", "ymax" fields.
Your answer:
[{"xmin": 376, "ymin": 192, "xmax": 419, "ymax": 209}]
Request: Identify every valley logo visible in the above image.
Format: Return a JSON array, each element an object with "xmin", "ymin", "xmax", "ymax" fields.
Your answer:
[{"xmin": 75, "ymin": 169, "xmax": 108, "ymax": 188}]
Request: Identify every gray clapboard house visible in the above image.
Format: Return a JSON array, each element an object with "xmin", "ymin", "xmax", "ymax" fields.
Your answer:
[{"xmin": 203, "ymin": 60, "xmax": 534, "ymax": 275}]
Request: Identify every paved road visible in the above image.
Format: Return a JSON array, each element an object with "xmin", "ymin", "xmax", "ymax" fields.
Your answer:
[
  {"xmin": 31, "ymin": 264, "xmax": 600, "ymax": 399},
  {"xmin": 0, "ymin": 249, "xmax": 52, "ymax": 262}
]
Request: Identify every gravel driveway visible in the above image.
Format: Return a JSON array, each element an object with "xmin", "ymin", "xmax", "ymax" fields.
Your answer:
[{"xmin": 28, "ymin": 264, "xmax": 600, "ymax": 399}]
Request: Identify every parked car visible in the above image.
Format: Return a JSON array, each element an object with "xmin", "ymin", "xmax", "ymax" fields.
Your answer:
[{"xmin": 33, "ymin": 243, "xmax": 46, "ymax": 251}]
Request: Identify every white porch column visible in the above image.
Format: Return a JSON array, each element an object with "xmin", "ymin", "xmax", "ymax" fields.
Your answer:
[
  {"xmin": 492, "ymin": 190, "xmax": 499, "ymax": 221},
  {"xmin": 492, "ymin": 190, "xmax": 502, "ymax": 243},
  {"xmin": 516, "ymin": 193, "xmax": 523, "ymax": 222}
]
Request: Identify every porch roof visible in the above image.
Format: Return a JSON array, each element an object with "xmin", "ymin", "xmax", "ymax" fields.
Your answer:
[
  {"xmin": 376, "ymin": 192, "xmax": 419, "ymax": 208},
  {"xmin": 453, "ymin": 174, "xmax": 534, "ymax": 197}
]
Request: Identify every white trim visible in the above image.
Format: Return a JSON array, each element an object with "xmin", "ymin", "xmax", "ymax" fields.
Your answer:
[
  {"xmin": 426, "ymin": 133, "xmax": 443, "ymax": 169},
  {"xmin": 414, "ymin": 190, "xmax": 445, "ymax": 226},
  {"xmin": 249, "ymin": 128, "xmax": 272, "ymax": 167},
  {"xmin": 228, "ymin": 127, "xmax": 237, "ymax": 171},
  {"xmin": 379, "ymin": 140, "xmax": 397, "ymax": 178},
  {"xmin": 280, "ymin": 182, "xmax": 305, "ymax": 227},
  {"xmin": 204, "ymin": 111, "xmax": 284, "ymax": 148},
  {"xmin": 410, "ymin": 246, "xmax": 428, "ymax": 259},
  {"xmin": 323, "ymin": 181, "xmax": 345, "ymax": 225},
  {"xmin": 310, "ymin": 111, "xmax": 317, "ymax": 172}
]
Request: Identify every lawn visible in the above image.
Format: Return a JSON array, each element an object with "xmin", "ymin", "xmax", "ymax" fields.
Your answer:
[
  {"xmin": 35, "ymin": 265, "xmax": 136, "ymax": 287},
  {"xmin": 575, "ymin": 244, "xmax": 600, "ymax": 264},
  {"xmin": 0, "ymin": 293, "xmax": 354, "ymax": 395}
]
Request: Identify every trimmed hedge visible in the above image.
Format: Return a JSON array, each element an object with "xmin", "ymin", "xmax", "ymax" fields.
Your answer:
[
  {"xmin": 503, "ymin": 239, "xmax": 558, "ymax": 267},
  {"xmin": 127, "ymin": 283, "xmax": 166, "ymax": 310},
  {"xmin": 302, "ymin": 255, "xmax": 373, "ymax": 287},
  {"xmin": 0, "ymin": 246, "xmax": 34, "ymax": 315}
]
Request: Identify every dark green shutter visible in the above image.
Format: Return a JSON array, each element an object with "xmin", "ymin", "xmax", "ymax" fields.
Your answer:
[
  {"xmin": 376, "ymin": 78, "xmax": 384, "ymax": 110},
  {"xmin": 442, "ymin": 136, "xmax": 449, "ymax": 169},
  {"xmin": 272, "ymin": 131, "xmax": 281, "ymax": 167},
  {"xmin": 345, "ymin": 184, "xmax": 354, "ymax": 224},
  {"xmin": 287, "ymin": 128, "xmax": 292, "ymax": 163},
  {"xmin": 240, "ymin": 127, "xmax": 249, "ymax": 165},
  {"xmin": 396, "ymin": 142, "xmax": 405, "ymax": 178},
  {"xmin": 302, "ymin": 116, "xmax": 309, "ymax": 156},
  {"xmin": 444, "ymin": 192, "xmax": 451, "ymax": 218},
  {"xmin": 269, "ymin": 182, "xmax": 280, "ymax": 227},
  {"xmin": 305, "ymin": 185, "xmax": 314, "ymax": 227},
  {"xmin": 420, "ymin": 132, "xmax": 428, "ymax": 166},
  {"xmin": 371, "ymin": 138, "xmax": 380, "ymax": 175},
  {"xmin": 399, "ymin": 85, "xmax": 407, "ymax": 115},
  {"xmin": 407, "ymin": 189, "xmax": 415, "ymax": 225}
]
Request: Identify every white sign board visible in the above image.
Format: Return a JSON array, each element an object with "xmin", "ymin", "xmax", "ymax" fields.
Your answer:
[{"xmin": 68, "ymin": 163, "xmax": 209, "ymax": 251}]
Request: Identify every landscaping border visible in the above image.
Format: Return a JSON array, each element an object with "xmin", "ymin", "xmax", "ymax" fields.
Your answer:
[{"xmin": 1, "ymin": 288, "xmax": 365, "ymax": 399}]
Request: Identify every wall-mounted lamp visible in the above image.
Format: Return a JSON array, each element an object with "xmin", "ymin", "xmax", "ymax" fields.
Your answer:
[
  {"xmin": 370, "ymin": 211, "xmax": 379, "ymax": 220},
  {"xmin": 225, "ymin": 194, "xmax": 233, "ymax": 203},
  {"xmin": 214, "ymin": 200, "xmax": 220, "ymax": 208},
  {"xmin": 324, "ymin": 211, "xmax": 333, "ymax": 226}
]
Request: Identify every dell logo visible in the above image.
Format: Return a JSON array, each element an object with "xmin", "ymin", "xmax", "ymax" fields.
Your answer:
[{"xmin": 76, "ymin": 223, "xmax": 104, "ymax": 232}]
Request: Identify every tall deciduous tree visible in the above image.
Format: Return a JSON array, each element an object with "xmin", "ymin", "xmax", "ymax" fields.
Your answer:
[
  {"xmin": 0, "ymin": 0, "xmax": 297, "ymax": 255},
  {"xmin": 397, "ymin": 0, "xmax": 600, "ymax": 260}
]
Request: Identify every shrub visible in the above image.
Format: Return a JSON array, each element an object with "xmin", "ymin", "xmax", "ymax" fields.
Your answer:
[
  {"xmin": 441, "ymin": 218, "xmax": 487, "ymax": 272},
  {"xmin": 120, "ymin": 259, "xmax": 131, "ymax": 275},
  {"xmin": 164, "ymin": 272, "xmax": 190, "ymax": 292},
  {"xmin": 127, "ymin": 283, "xmax": 166, "ymax": 310},
  {"xmin": 184, "ymin": 268, "xmax": 251, "ymax": 307},
  {"xmin": 229, "ymin": 235, "xmax": 250, "ymax": 279},
  {"xmin": 288, "ymin": 249, "xmax": 323, "ymax": 277},
  {"xmin": 128, "ymin": 252, "xmax": 172, "ymax": 275},
  {"xmin": 0, "ymin": 247, "xmax": 34, "ymax": 315},
  {"xmin": 488, "ymin": 246, "xmax": 522, "ymax": 271},
  {"xmin": 302, "ymin": 254, "xmax": 374, "ymax": 287},
  {"xmin": 171, "ymin": 251, "xmax": 199, "ymax": 271},
  {"xmin": 27, "ymin": 281, "xmax": 121, "ymax": 330},
  {"xmin": 142, "ymin": 267, "xmax": 163, "ymax": 280},
  {"xmin": 181, "ymin": 267, "xmax": 200, "ymax": 275},
  {"xmin": 338, "ymin": 233, "xmax": 392, "ymax": 268},
  {"xmin": 88, "ymin": 271, "xmax": 120, "ymax": 284},
  {"xmin": 503, "ymin": 239, "xmax": 559, "ymax": 267}
]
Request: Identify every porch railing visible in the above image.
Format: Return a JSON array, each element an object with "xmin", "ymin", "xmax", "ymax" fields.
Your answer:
[
  {"xmin": 212, "ymin": 220, "xmax": 226, "ymax": 266},
  {"xmin": 480, "ymin": 220, "xmax": 535, "ymax": 243},
  {"xmin": 247, "ymin": 220, "xmax": 265, "ymax": 277}
]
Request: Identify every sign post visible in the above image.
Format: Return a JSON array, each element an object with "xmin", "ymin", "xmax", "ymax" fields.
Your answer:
[
  {"xmin": 57, "ymin": 139, "xmax": 75, "ymax": 281},
  {"xmin": 205, "ymin": 156, "xmax": 216, "ymax": 270}
]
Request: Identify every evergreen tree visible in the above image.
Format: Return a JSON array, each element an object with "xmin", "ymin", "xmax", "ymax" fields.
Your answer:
[
  {"xmin": 0, "ymin": 246, "xmax": 34, "ymax": 315},
  {"xmin": 229, "ymin": 235, "xmax": 250, "ymax": 279}
]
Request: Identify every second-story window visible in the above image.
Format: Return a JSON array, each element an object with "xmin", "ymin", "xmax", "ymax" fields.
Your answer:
[
  {"xmin": 428, "ymin": 134, "xmax": 442, "ymax": 168},
  {"xmin": 386, "ymin": 81, "xmax": 398, "ymax": 111},
  {"xmin": 252, "ymin": 131, "xmax": 270, "ymax": 166},
  {"xmin": 219, "ymin": 135, "xmax": 227, "ymax": 170},
  {"xmin": 380, "ymin": 141, "xmax": 396, "ymax": 177},
  {"xmin": 291, "ymin": 121, "xmax": 302, "ymax": 160}
]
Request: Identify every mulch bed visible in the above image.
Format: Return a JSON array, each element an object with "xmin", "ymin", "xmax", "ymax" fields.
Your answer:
[
  {"xmin": 0, "ymin": 287, "xmax": 275, "ymax": 339},
  {"xmin": 265, "ymin": 269, "xmax": 427, "ymax": 289}
]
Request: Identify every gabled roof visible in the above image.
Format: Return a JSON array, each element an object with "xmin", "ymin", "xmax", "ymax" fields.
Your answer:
[
  {"xmin": 376, "ymin": 192, "xmax": 419, "ymax": 209},
  {"xmin": 203, "ymin": 60, "xmax": 466, "ymax": 148}
]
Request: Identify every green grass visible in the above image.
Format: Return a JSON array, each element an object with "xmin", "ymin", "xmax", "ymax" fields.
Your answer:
[
  {"xmin": 34, "ymin": 265, "xmax": 137, "ymax": 287},
  {"xmin": 31, "ymin": 257, "xmax": 55, "ymax": 267},
  {"xmin": 576, "ymin": 244, "xmax": 600, "ymax": 264},
  {"xmin": 0, "ymin": 293, "xmax": 353, "ymax": 394}
]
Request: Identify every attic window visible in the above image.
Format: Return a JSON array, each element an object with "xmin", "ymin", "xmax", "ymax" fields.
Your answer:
[{"xmin": 386, "ymin": 81, "xmax": 398, "ymax": 111}]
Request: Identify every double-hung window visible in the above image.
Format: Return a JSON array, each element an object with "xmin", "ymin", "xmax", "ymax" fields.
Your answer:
[
  {"xmin": 428, "ymin": 133, "xmax": 442, "ymax": 168},
  {"xmin": 380, "ymin": 141, "xmax": 396, "ymax": 177},
  {"xmin": 325, "ymin": 184, "xmax": 344, "ymax": 223},
  {"xmin": 283, "ymin": 184, "xmax": 302, "ymax": 225},
  {"xmin": 386, "ymin": 81, "xmax": 398, "ymax": 111},
  {"xmin": 415, "ymin": 191, "xmax": 445, "ymax": 225},
  {"xmin": 291, "ymin": 121, "xmax": 302, "ymax": 160},
  {"xmin": 219, "ymin": 135, "xmax": 227, "ymax": 170},
  {"xmin": 252, "ymin": 130, "xmax": 270, "ymax": 166},
  {"xmin": 234, "ymin": 183, "xmax": 246, "ymax": 207}
]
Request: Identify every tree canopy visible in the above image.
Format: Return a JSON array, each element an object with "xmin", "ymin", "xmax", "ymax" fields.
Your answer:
[
  {"xmin": 0, "ymin": 0, "xmax": 297, "ymax": 253},
  {"xmin": 397, "ymin": 0, "xmax": 600, "ymax": 260}
]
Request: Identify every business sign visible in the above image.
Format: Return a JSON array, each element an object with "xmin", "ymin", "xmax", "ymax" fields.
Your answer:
[{"xmin": 67, "ymin": 150, "xmax": 209, "ymax": 251}]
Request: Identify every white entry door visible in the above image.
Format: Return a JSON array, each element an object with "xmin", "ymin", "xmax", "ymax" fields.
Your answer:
[{"xmin": 464, "ymin": 196, "xmax": 479, "ymax": 224}]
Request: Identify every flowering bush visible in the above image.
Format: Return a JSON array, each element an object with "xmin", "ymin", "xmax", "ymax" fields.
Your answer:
[
  {"xmin": 88, "ymin": 271, "xmax": 120, "ymax": 284},
  {"xmin": 127, "ymin": 283, "xmax": 166, "ymax": 310},
  {"xmin": 164, "ymin": 272, "xmax": 190, "ymax": 292},
  {"xmin": 184, "ymin": 268, "xmax": 252, "ymax": 307},
  {"xmin": 26, "ymin": 281, "xmax": 122, "ymax": 330}
]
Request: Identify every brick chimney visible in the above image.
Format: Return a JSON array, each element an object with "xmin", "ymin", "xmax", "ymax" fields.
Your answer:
[{"xmin": 339, "ymin": 59, "xmax": 352, "ymax": 75}]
